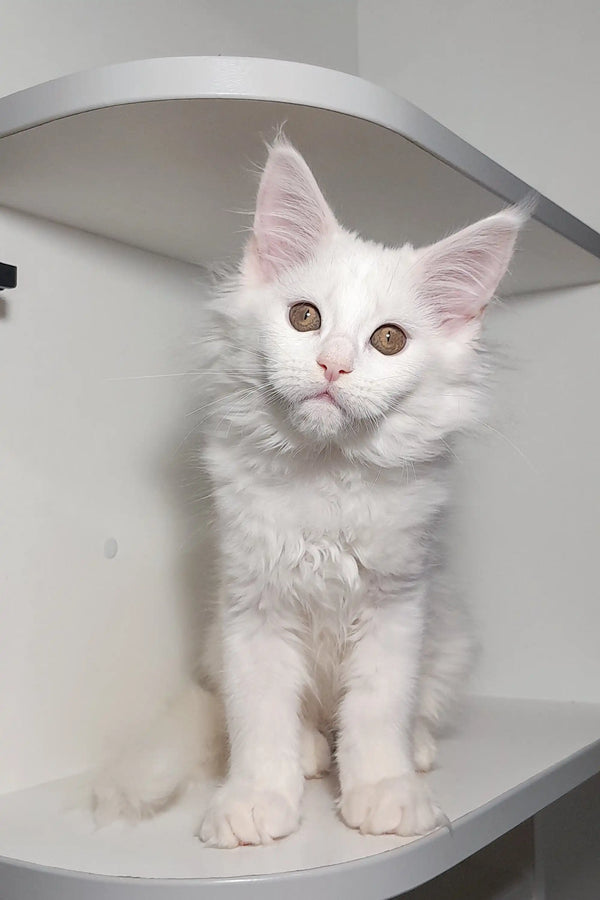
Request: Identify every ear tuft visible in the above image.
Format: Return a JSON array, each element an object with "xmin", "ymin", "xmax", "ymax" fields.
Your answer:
[
  {"xmin": 248, "ymin": 138, "xmax": 337, "ymax": 281},
  {"xmin": 415, "ymin": 204, "xmax": 530, "ymax": 332}
]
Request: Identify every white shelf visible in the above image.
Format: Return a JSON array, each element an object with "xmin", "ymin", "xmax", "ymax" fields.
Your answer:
[
  {"xmin": 0, "ymin": 56, "xmax": 599, "ymax": 295},
  {"xmin": 0, "ymin": 697, "xmax": 599, "ymax": 899}
]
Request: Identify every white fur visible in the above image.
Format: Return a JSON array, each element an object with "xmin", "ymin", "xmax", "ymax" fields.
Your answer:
[{"xmin": 93, "ymin": 139, "xmax": 525, "ymax": 846}]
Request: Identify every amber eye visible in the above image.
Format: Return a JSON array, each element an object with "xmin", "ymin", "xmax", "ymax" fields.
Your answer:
[
  {"xmin": 370, "ymin": 324, "xmax": 407, "ymax": 355},
  {"xmin": 289, "ymin": 302, "xmax": 321, "ymax": 332}
]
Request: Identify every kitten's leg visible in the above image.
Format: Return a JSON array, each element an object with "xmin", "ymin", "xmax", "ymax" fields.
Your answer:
[
  {"xmin": 198, "ymin": 609, "xmax": 306, "ymax": 848},
  {"xmin": 300, "ymin": 721, "xmax": 331, "ymax": 779},
  {"xmin": 414, "ymin": 590, "xmax": 475, "ymax": 772},
  {"xmin": 337, "ymin": 589, "xmax": 445, "ymax": 837},
  {"xmin": 412, "ymin": 716, "xmax": 438, "ymax": 774}
]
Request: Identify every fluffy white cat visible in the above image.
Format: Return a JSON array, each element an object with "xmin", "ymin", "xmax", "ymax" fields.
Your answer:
[{"xmin": 93, "ymin": 139, "xmax": 525, "ymax": 848}]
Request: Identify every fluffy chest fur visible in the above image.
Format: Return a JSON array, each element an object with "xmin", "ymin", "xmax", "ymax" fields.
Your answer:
[{"xmin": 206, "ymin": 437, "xmax": 447, "ymax": 631}]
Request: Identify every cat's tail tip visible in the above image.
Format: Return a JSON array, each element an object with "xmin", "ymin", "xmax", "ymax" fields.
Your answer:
[{"xmin": 90, "ymin": 682, "xmax": 225, "ymax": 827}]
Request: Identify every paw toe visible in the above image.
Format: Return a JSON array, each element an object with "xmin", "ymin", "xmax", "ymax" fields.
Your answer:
[
  {"xmin": 198, "ymin": 785, "xmax": 300, "ymax": 848},
  {"xmin": 341, "ymin": 774, "xmax": 445, "ymax": 838}
]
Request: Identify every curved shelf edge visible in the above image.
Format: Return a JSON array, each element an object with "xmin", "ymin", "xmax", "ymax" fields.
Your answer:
[
  {"xmin": 0, "ymin": 733, "xmax": 599, "ymax": 899},
  {"xmin": 0, "ymin": 55, "xmax": 598, "ymax": 263}
]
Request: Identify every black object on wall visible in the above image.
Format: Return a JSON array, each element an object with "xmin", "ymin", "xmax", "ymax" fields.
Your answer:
[{"xmin": 0, "ymin": 262, "xmax": 17, "ymax": 289}]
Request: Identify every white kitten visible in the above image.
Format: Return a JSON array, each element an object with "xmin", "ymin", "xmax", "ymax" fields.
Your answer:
[{"xmin": 93, "ymin": 139, "xmax": 525, "ymax": 847}]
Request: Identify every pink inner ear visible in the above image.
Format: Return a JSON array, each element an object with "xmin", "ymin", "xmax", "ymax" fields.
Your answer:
[
  {"xmin": 416, "ymin": 208, "xmax": 526, "ymax": 331},
  {"xmin": 250, "ymin": 141, "xmax": 337, "ymax": 281}
]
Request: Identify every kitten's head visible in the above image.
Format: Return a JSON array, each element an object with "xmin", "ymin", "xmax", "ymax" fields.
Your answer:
[{"xmin": 221, "ymin": 139, "xmax": 526, "ymax": 465}]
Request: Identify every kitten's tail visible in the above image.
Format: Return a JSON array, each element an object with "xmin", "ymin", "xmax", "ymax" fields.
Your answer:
[{"xmin": 91, "ymin": 682, "xmax": 225, "ymax": 825}]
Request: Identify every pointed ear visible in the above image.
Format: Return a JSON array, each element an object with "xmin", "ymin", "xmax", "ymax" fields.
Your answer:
[
  {"xmin": 246, "ymin": 139, "xmax": 337, "ymax": 281},
  {"xmin": 414, "ymin": 206, "xmax": 528, "ymax": 333}
]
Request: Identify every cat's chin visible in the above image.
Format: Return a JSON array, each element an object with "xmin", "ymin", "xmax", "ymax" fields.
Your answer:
[{"xmin": 290, "ymin": 396, "xmax": 347, "ymax": 440}]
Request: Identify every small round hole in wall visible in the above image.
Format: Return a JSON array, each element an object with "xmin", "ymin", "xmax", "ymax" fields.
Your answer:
[{"xmin": 103, "ymin": 538, "xmax": 118, "ymax": 559}]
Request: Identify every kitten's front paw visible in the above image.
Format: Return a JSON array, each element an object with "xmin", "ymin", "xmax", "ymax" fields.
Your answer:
[
  {"xmin": 340, "ymin": 774, "xmax": 445, "ymax": 837},
  {"xmin": 197, "ymin": 783, "xmax": 300, "ymax": 848}
]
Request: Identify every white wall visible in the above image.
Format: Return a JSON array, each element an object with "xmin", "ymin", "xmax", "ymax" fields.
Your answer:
[
  {"xmin": 359, "ymin": 0, "xmax": 600, "ymax": 702},
  {"xmin": 358, "ymin": 0, "xmax": 600, "ymax": 231},
  {"xmin": 0, "ymin": 0, "xmax": 358, "ymax": 97},
  {"xmin": 452, "ymin": 288, "xmax": 600, "ymax": 702},
  {"xmin": 0, "ymin": 210, "xmax": 211, "ymax": 792}
]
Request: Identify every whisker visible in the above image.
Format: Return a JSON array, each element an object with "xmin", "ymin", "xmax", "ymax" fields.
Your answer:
[
  {"xmin": 105, "ymin": 371, "xmax": 240, "ymax": 382},
  {"xmin": 478, "ymin": 421, "xmax": 539, "ymax": 474}
]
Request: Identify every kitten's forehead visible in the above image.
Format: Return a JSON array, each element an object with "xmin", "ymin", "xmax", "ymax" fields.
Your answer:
[{"xmin": 284, "ymin": 231, "xmax": 420, "ymax": 331}]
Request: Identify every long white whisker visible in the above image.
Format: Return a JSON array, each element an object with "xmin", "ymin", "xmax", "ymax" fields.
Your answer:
[
  {"xmin": 478, "ymin": 421, "xmax": 539, "ymax": 474},
  {"xmin": 106, "ymin": 371, "xmax": 242, "ymax": 382}
]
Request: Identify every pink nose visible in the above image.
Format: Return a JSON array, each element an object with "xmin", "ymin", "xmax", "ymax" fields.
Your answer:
[
  {"xmin": 318, "ymin": 360, "xmax": 353, "ymax": 382},
  {"xmin": 317, "ymin": 338, "xmax": 355, "ymax": 382}
]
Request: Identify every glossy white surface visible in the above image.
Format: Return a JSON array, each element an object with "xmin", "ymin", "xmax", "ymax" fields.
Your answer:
[
  {"xmin": 0, "ymin": 697, "xmax": 599, "ymax": 889},
  {"xmin": 0, "ymin": 57, "xmax": 599, "ymax": 295}
]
